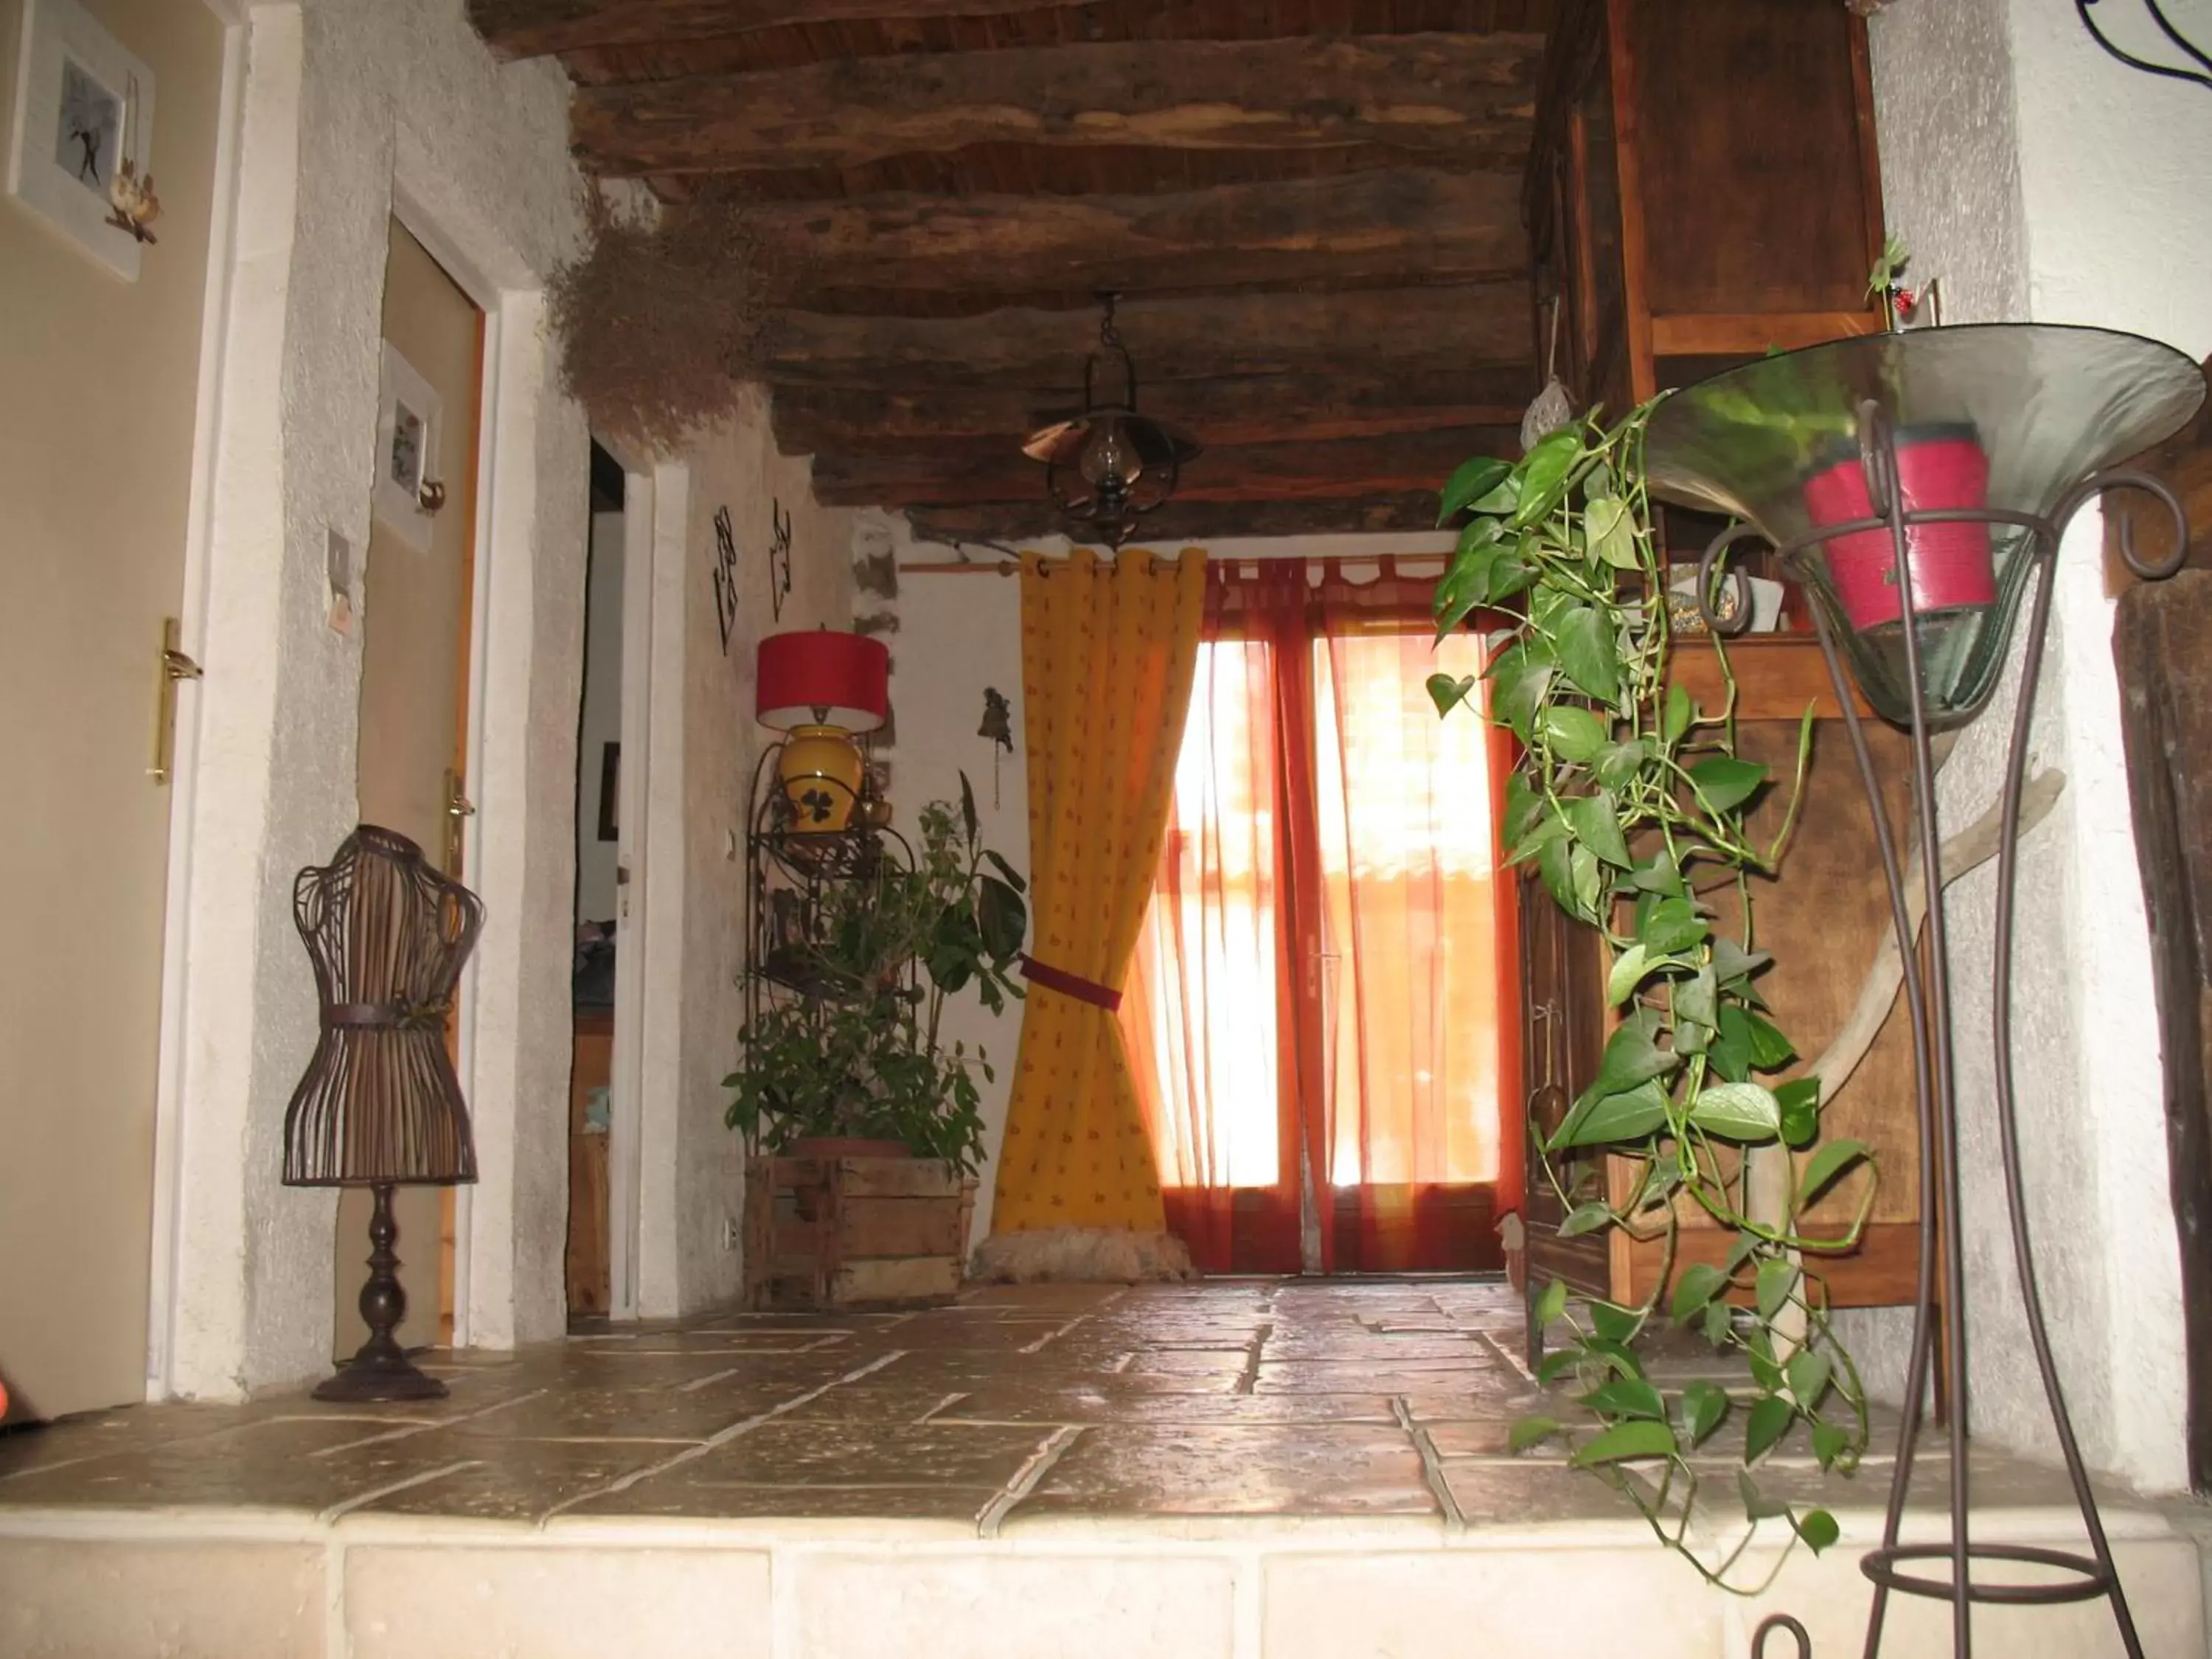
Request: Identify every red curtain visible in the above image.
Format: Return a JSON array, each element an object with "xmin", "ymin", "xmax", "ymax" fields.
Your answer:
[{"xmin": 1120, "ymin": 559, "xmax": 1523, "ymax": 1274}]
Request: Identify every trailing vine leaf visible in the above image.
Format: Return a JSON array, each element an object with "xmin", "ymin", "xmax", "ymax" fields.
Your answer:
[
  {"xmin": 1687, "ymin": 755, "xmax": 1771, "ymax": 813},
  {"xmin": 1739, "ymin": 1470, "xmax": 1790, "ymax": 1521},
  {"xmin": 1787, "ymin": 1346, "xmax": 1834, "ymax": 1411},
  {"xmin": 1511, "ymin": 1415, "xmax": 1564, "ymax": 1453},
  {"xmin": 1559, "ymin": 1202, "xmax": 1615, "ymax": 1237},
  {"xmin": 1688, "ymin": 1080, "xmax": 1783, "ymax": 1142},
  {"xmin": 1755, "ymin": 1259, "xmax": 1799, "ymax": 1321},
  {"xmin": 1540, "ymin": 704, "xmax": 1610, "ymax": 762},
  {"xmin": 1552, "ymin": 1078, "xmax": 1670, "ymax": 1149},
  {"xmin": 1744, "ymin": 1395, "xmax": 1795, "ymax": 1464},
  {"xmin": 1797, "ymin": 1136, "xmax": 1871, "ymax": 1207},
  {"xmin": 1776, "ymin": 1077, "xmax": 1823, "ymax": 1147},
  {"xmin": 1566, "ymin": 793, "xmax": 1632, "ymax": 869},
  {"xmin": 1680, "ymin": 1379, "xmax": 1731, "ymax": 1447},
  {"xmin": 1583, "ymin": 1377, "xmax": 1667, "ymax": 1421},
  {"xmin": 1587, "ymin": 495, "xmax": 1638, "ymax": 568},
  {"xmin": 1439, "ymin": 456, "xmax": 1514, "ymax": 524},
  {"xmin": 1671, "ymin": 1262, "xmax": 1730, "ymax": 1322},
  {"xmin": 1534, "ymin": 1279, "xmax": 1569, "ymax": 1329},
  {"xmin": 1572, "ymin": 1419, "xmax": 1680, "ymax": 1467},
  {"xmin": 1811, "ymin": 1420, "xmax": 1851, "ymax": 1470},
  {"xmin": 1663, "ymin": 683, "xmax": 1694, "ymax": 747},
  {"xmin": 1587, "ymin": 1300, "xmax": 1642, "ymax": 1342},
  {"xmin": 1427, "ymin": 672, "xmax": 1478, "ymax": 718},
  {"xmin": 1553, "ymin": 605, "xmax": 1621, "ymax": 704},
  {"xmin": 1795, "ymin": 1509, "xmax": 1841, "ymax": 1554},
  {"xmin": 1512, "ymin": 430, "xmax": 1583, "ymax": 529}
]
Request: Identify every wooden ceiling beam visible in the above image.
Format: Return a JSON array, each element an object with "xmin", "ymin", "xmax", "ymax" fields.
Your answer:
[
  {"xmin": 771, "ymin": 370, "xmax": 1535, "ymax": 453},
  {"xmin": 748, "ymin": 169, "xmax": 1525, "ymax": 302},
  {"xmin": 755, "ymin": 285, "xmax": 1532, "ymax": 388},
  {"xmin": 474, "ymin": 0, "xmax": 1114, "ymax": 58},
  {"xmin": 906, "ymin": 495, "xmax": 1446, "ymax": 546},
  {"xmin": 810, "ymin": 426, "xmax": 1516, "ymax": 508},
  {"xmin": 571, "ymin": 33, "xmax": 1540, "ymax": 175}
]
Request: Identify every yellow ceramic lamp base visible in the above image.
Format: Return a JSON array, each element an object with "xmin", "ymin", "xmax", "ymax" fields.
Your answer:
[{"xmin": 779, "ymin": 725, "xmax": 864, "ymax": 832}]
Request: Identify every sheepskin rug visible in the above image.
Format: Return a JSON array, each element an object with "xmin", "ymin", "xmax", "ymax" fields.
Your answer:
[{"xmin": 967, "ymin": 1227, "xmax": 1195, "ymax": 1285}]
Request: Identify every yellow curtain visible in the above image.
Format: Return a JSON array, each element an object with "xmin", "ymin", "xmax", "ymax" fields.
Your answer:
[{"xmin": 990, "ymin": 546, "xmax": 1207, "ymax": 1235}]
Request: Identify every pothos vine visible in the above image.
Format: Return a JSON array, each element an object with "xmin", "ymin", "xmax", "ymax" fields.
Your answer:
[{"xmin": 1429, "ymin": 403, "xmax": 1879, "ymax": 1589}]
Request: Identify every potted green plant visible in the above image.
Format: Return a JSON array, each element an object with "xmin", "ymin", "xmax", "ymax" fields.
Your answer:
[
  {"xmin": 1430, "ymin": 406, "xmax": 1876, "ymax": 1590},
  {"xmin": 727, "ymin": 778, "xmax": 1026, "ymax": 1309}
]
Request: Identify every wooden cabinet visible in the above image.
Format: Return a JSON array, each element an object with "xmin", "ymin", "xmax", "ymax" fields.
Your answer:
[
  {"xmin": 1518, "ymin": 10, "xmax": 1919, "ymax": 1328},
  {"xmin": 1528, "ymin": 0, "xmax": 1888, "ymax": 417}
]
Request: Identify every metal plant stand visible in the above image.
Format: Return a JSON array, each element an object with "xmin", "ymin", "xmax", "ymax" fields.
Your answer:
[{"xmin": 1644, "ymin": 323, "xmax": 2205, "ymax": 1659}]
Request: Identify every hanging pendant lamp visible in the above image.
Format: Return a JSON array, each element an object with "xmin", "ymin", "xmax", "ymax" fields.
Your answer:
[{"xmin": 1022, "ymin": 292, "xmax": 1200, "ymax": 547}]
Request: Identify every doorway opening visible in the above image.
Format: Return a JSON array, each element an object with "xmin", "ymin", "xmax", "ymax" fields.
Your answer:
[
  {"xmin": 566, "ymin": 441, "xmax": 627, "ymax": 1325},
  {"xmin": 338, "ymin": 217, "xmax": 485, "ymax": 1357},
  {"xmin": 1121, "ymin": 557, "xmax": 1520, "ymax": 1276}
]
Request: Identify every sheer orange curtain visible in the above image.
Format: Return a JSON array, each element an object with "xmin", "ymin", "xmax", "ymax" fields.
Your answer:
[{"xmin": 1121, "ymin": 559, "xmax": 1523, "ymax": 1275}]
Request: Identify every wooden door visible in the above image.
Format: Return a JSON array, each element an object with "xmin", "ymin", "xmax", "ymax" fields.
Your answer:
[
  {"xmin": 0, "ymin": 0, "xmax": 227, "ymax": 1422},
  {"xmin": 334, "ymin": 219, "xmax": 481, "ymax": 1358}
]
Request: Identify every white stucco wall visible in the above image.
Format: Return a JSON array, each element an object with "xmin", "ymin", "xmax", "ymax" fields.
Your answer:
[
  {"xmin": 164, "ymin": 0, "xmax": 587, "ymax": 1393},
  {"xmin": 1850, "ymin": 0, "xmax": 2212, "ymax": 1492},
  {"xmin": 633, "ymin": 386, "xmax": 855, "ymax": 1317}
]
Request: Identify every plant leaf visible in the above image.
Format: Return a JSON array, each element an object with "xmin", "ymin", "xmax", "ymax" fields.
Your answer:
[
  {"xmin": 1489, "ymin": 641, "xmax": 1557, "ymax": 740},
  {"xmin": 1534, "ymin": 1349, "xmax": 1582, "ymax": 1385},
  {"xmin": 1607, "ymin": 943, "xmax": 1653, "ymax": 1006},
  {"xmin": 1439, "ymin": 456, "xmax": 1514, "ymax": 523},
  {"xmin": 1663, "ymin": 684, "xmax": 1694, "ymax": 747},
  {"xmin": 1786, "ymin": 1346, "xmax": 1833, "ymax": 1411},
  {"xmin": 1711, "ymin": 936, "xmax": 1773, "ymax": 987},
  {"xmin": 1593, "ymin": 738, "xmax": 1650, "ymax": 793},
  {"xmin": 1565, "ymin": 792, "xmax": 1632, "ymax": 869},
  {"xmin": 1540, "ymin": 705, "xmax": 1609, "ymax": 762},
  {"xmin": 1632, "ymin": 851, "xmax": 1687, "ymax": 897},
  {"xmin": 1688, "ymin": 755, "xmax": 1770, "ymax": 814},
  {"xmin": 1559, "ymin": 1202, "xmax": 1615, "ymax": 1238},
  {"xmin": 1702, "ymin": 1299, "xmax": 1733, "ymax": 1345},
  {"xmin": 1755, "ymin": 1258, "xmax": 1799, "ymax": 1320},
  {"xmin": 1587, "ymin": 495, "xmax": 1638, "ymax": 569},
  {"xmin": 1674, "ymin": 965, "xmax": 1718, "ymax": 1032},
  {"xmin": 1688, "ymin": 1080, "xmax": 1782, "ymax": 1143},
  {"xmin": 1641, "ymin": 896, "xmax": 1711, "ymax": 956},
  {"xmin": 1680, "ymin": 1379, "xmax": 1731, "ymax": 1447},
  {"xmin": 1743, "ymin": 1395, "xmax": 1795, "ymax": 1464},
  {"xmin": 1509, "ymin": 1415, "xmax": 1564, "ymax": 1453},
  {"xmin": 1587, "ymin": 1300, "xmax": 1641, "ymax": 1342},
  {"xmin": 1671, "ymin": 1262, "xmax": 1729, "ymax": 1322},
  {"xmin": 1776, "ymin": 1077, "xmax": 1822, "ymax": 1147},
  {"xmin": 1427, "ymin": 672, "xmax": 1478, "ymax": 718},
  {"xmin": 1534, "ymin": 1279, "xmax": 1568, "ymax": 1329},
  {"xmin": 1552, "ymin": 1078, "xmax": 1670, "ymax": 1149},
  {"xmin": 1795, "ymin": 1508, "xmax": 1841, "ymax": 1554},
  {"xmin": 1739, "ymin": 1468, "xmax": 1790, "ymax": 1520},
  {"xmin": 1796, "ymin": 1137, "xmax": 1871, "ymax": 1208},
  {"xmin": 1512, "ymin": 430, "xmax": 1584, "ymax": 529},
  {"xmin": 1582, "ymin": 1377, "xmax": 1667, "ymax": 1421},
  {"xmin": 1742, "ymin": 1009, "xmax": 1797, "ymax": 1070},
  {"xmin": 1553, "ymin": 605, "xmax": 1621, "ymax": 705},
  {"xmin": 1811, "ymin": 1420, "xmax": 1851, "ymax": 1470},
  {"xmin": 1571, "ymin": 1419, "xmax": 1680, "ymax": 1467},
  {"xmin": 1590, "ymin": 1010, "xmax": 1680, "ymax": 1096},
  {"xmin": 981, "ymin": 848, "xmax": 1027, "ymax": 894},
  {"xmin": 959, "ymin": 771, "xmax": 980, "ymax": 845}
]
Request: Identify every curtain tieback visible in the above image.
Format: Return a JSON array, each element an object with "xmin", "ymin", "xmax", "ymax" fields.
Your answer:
[{"xmin": 1018, "ymin": 953, "xmax": 1124, "ymax": 1012}]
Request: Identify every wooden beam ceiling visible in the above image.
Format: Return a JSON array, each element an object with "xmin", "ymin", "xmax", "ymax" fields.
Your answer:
[
  {"xmin": 748, "ymin": 169, "xmax": 1526, "ymax": 307},
  {"xmin": 813, "ymin": 426, "xmax": 1517, "ymax": 508},
  {"xmin": 487, "ymin": 0, "xmax": 1550, "ymax": 537},
  {"xmin": 571, "ymin": 33, "xmax": 1540, "ymax": 176},
  {"xmin": 771, "ymin": 369, "xmax": 1536, "ymax": 453},
  {"xmin": 755, "ymin": 285, "xmax": 1530, "ymax": 387}
]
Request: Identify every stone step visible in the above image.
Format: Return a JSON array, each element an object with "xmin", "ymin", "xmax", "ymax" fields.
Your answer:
[{"xmin": 1, "ymin": 1503, "xmax": 2201, "ymax": 1659}]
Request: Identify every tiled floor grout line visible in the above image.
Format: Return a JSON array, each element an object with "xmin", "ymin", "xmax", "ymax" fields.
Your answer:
[
  {"xmin": 976, "ymin": 1424, "xmax": 1082, "ymax": 1538},
  {"xmin": 675, "ymin": 1367, "xmax": 745, "ymax": 1394},
  {"xmin": 312, "ymin": 1388, "xmax": 552, "ymax": 1456},
  {"xmin": 315, "ymin": 1459, "xmax": 482, "ymax": 1523},
  {"xmin": 914, "ymin": 1391, "xmax": 972, "ymax": 1425},
  {"xmin": 537, "ymin": 1352, "xmax": 907, "ymax": 1522},
  {"xmin": 1394, "ymin": 1397, "xmax": 1466, "ymax": 1531},
  {"xmin": 1472, "ymin": 1329, "xmax": 1537, "ymax": 1386},
  {"xmin": 1235, "ymin": 1320, "xmax": 1274, "ymax": 1397}
]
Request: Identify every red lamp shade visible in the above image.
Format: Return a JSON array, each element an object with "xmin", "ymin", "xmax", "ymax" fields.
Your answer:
[{"xmin": 755, "ymin": 630, "xmax": 889, "ymax": 733}]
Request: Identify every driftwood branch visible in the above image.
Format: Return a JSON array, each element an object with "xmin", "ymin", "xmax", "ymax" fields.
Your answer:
[{"xmin": 1804, "ymin": 766, "xmax": 2067, "ymax": 1102}]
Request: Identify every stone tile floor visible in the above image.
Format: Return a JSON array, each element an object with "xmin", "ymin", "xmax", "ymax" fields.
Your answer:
[{"xmin": 0, "ymin": 1278, "xmax": 2108, "ymax": 1537}]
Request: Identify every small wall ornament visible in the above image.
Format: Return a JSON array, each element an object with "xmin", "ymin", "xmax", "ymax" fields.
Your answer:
[
  {"xmin": 768, "ymin": 499, "xmax": 793, "ymax": 623},
  {"xmin": 712, "ymin": 505, "xmax": 740, "ymax": 655},
  {"xmin": 5, "ymin": 0, "xmax": 159, "ymax": 279},
  {"xmin": 979, "ymin": 686, "xmax": 1014, "ymax": 806}
]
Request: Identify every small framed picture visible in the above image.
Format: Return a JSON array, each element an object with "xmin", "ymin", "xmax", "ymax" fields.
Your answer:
[
  {"xmin": 4, "ymin": 0, "xmax": 156, "ymax": 279},
  {"xmin": 372, "ymin": 341, "xmax": 442, "ymax": 554}
]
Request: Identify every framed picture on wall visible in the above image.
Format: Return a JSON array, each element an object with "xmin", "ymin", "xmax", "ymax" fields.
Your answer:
[
  {"xmin": 4, "ymin": 0, "xmax": 157, "ymax": 280},
  {"xmin": 372, "ymin": 342, "xmax": 442, "ymax": 554}
]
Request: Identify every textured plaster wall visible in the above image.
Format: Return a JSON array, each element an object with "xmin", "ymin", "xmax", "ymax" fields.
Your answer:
[
  {"xmin": 168, "ymin": 0, "xmax": 585, "ymax": 1393},
  {"xmin": 1848, "ymin": 0, "xmax": 2212, "ymax": 1491},
  {"xmin": 635, "ymin": 387, "xmax": 855, "ymax": 1317}
]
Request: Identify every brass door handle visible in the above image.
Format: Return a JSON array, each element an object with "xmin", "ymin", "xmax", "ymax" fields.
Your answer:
[
  {"xmin": 442, "ymin": 768, "xmax": 476, "ymax": 874},
  {"xmin": 150, "ymin": 617, "xmax": 202, "ymax": 785}
]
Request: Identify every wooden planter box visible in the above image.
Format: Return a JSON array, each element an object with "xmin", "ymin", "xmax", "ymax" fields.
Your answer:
[{"xmin": 742, "ymin": 1154, "xmax": 975, "ymax": 1311}]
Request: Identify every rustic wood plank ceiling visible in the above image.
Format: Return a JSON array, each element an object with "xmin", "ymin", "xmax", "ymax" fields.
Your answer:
[{"xmin": 472, "ymin": 0, "xmax": 1551, "ymax": 540}]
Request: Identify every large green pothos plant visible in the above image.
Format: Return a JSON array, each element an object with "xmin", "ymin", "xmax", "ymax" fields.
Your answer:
[{"xmin": 1428, "ymin": 404, "xmax": 1879, "ymax": 1590}]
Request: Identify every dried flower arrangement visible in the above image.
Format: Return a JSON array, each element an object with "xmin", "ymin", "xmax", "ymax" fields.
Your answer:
[{"xmin": 547, "ymin": 186, "xmax": 773, "ymax": 454}]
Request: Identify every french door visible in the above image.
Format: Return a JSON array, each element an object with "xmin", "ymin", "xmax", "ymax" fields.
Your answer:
[{"xmin": 1120, "ymin": 560, "xmax": 1522, "ymax": 1275}]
